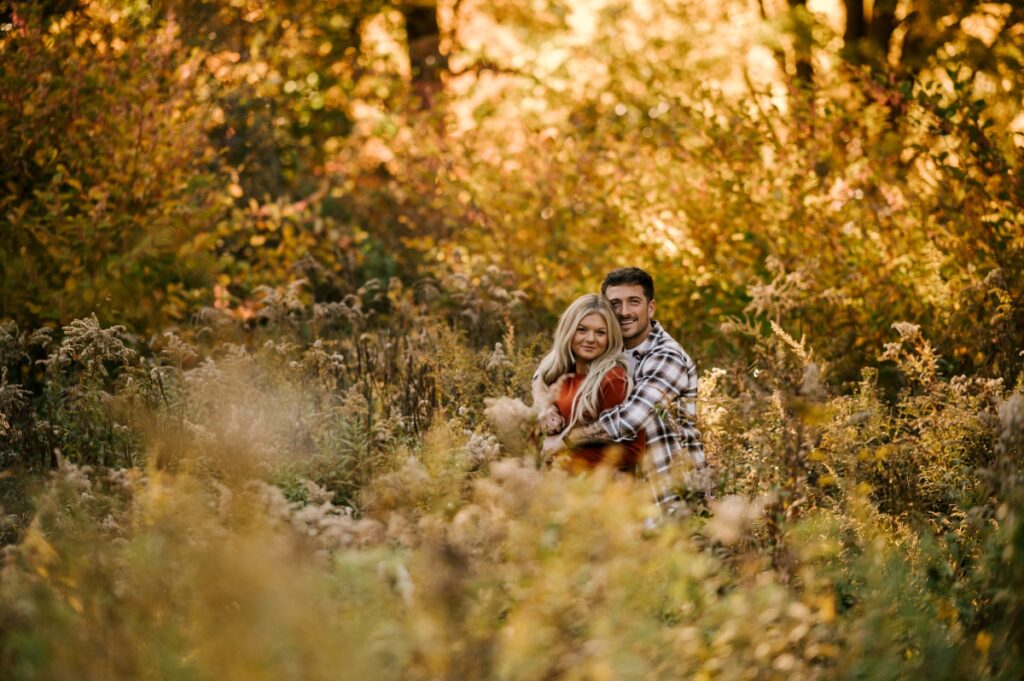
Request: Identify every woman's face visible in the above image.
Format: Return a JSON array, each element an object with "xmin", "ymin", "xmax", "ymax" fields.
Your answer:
[{"xmin": 571, "ymin": 312, "xmax": 609, "ymax": 364}]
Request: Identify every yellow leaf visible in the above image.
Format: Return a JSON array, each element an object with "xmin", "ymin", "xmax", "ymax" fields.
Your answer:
[
  {"xmin": 23, "ymin": 526, "xmax": 60, "ymax": 568},
  {"xmin": 818, "ymin": 594, "xmax": 836, "ymax": 623},
  {"xmin": 975, "ymin": 631, "xmax": 992, "ymax": 655},
  {"xmin": 228, "ymin": 183, "xmax": 244, "ymax": 198}
]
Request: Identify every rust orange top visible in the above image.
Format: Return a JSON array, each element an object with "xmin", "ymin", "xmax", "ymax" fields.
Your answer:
[{"xmin": 554, "ymin": 365, "xmax": 645, "ymax": 474}]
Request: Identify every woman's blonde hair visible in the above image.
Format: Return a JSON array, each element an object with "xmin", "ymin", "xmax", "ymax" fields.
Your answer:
[{"xmin": 536, "ymin": 294, "xmax": 629, "ymax": 430}]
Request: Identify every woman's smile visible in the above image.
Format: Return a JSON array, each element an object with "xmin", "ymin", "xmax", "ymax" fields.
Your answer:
[{"xmin": 572, "ymin": 312, "xmax": 610, "ymax": 364}]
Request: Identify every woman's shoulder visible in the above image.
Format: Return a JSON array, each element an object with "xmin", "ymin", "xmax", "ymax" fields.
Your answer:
[
  {"xmin": 600, "ymin": 364, "xmax": 628, "ymax": 384},
  {"xmin": 598, "ymin": 364, "xmax": 629, "ymax": 401},
  {"xmin": 598, "ymin": 364, "xmax": 626, "ymax": 405}
]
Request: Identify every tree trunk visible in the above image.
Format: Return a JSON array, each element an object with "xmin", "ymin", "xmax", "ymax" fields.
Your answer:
[
  {"xmin": 788, "ymin": 0, "xmax": 814, "ymax": 87},
  {"xmin": 868, "ymin": 0, "xmax": 898, "ymax": 61},
  {"xmin": 843, "ymin": 0, "xmax": 866, "ymax": 46},
  {"xmin": 400, "ymin": 2, "xmax": 445, "ymax": 109},
  {"xmin": 843, "ymin": 0, "xmax": 898, "ymax": 68}
]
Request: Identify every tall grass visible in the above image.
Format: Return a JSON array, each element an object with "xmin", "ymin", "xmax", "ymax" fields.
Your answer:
[{"xmin": 1, "ymin": 273, "xmax": 1022, "ymax": 679}]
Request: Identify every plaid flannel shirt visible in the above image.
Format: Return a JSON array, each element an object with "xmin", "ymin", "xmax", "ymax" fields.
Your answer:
[{"xmin": 598, "ymin": 320, "xmax": 705, "ymax": 508}]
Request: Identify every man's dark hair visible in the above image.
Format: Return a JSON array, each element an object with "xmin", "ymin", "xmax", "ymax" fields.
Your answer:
[{"xmin": 601, "ymin": 267, "xmax": 655, "ymax": 301}]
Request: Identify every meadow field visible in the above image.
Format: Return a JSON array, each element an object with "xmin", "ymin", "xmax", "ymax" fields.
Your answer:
[{"xmin": 1, "ymin": 1, "xmax": 1022, "ymax": 679}]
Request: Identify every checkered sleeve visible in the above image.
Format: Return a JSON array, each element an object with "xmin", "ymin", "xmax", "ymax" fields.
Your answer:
[
  {"xmin": 645, "ymin": 422, "xmax": 705, "ymax": 510},
  {"xmin": 597, "ymin": 349, "xmax": 689, "ymax": 442}
]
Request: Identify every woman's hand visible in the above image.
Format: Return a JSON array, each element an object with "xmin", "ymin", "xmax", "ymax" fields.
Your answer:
[
  {"xmin": 536, "ymin": 405, "xmax": 565, "ymax": 436},
  {"xmin": 541, "ymin": 434, "xmax": 567, "ymax": 461},
  {"xmin": 532, "ymin": 376, "xmax": 564, "ymax": 436}
]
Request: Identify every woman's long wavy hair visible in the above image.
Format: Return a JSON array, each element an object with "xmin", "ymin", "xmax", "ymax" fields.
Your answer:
[{"xmin": 536, "ymin": 294, "xmax": 630, "ymax": 431}]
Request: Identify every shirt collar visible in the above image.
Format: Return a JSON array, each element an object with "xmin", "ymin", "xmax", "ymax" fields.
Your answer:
[{"xmin": 629, "ymin": 319, "xmax": 664, "ymax": 359}]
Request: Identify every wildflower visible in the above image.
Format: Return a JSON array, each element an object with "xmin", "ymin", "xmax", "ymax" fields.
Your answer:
[
  {"xmin": 105, "ymin": 467, "xmax": 144, "ymax": 490},
  {"xmin": 211, "ymin": 481, "xmax": 234, "ymax": 518},
  {"xmin": 800, "ymin": 362, "xmax": 823, "ymax": 399},
  {"xmin": 247, "ymin": 480, "xmax": 294, "ymax": 523},
  {"xmin": 0, "ymin": 322, "xmax": 49, "ymax": 367},
  {"xmin": 744, "ymin": 258, "xmax": 813, "ymax": 320},
  {"xmin": 997, "ymin": 392, "xmax": 1023, "ymax": 455},
  {"xmin": 707, "ymin": 494, "xmax": 770, "ymax": 545},
  {"xmin": 45, "ymin": 314, "xmax": 137, "ymax": 373},
  {"xmin": 0, "ymin": 321, "xmax": 22, "ymax": 368},
  {"xmin": 351, "ymin": 517, "xmax": 386, "ymax": 547},
  {"xmin": 463, "ymin": 431, "xmax": 501, "ymax": 468},
  {"xmin": 701, "ymin": 366, "xmax": 728, "ymax": 395},
  {"xmin": 54, "ymin": 456, "xmax": 93, "ymax": 500},
  {"xmin": 483, "ymin": 396, "xmax": 534, "ymax": 454},
  {"xmin": 192, "ymin": 306, "xmax": 233, "ymax": 328},
  {"xmin": 303, "ymin": 479, "xmax": 334, "ymax": 505},
  {"xmin": 159, "ymin": 332, "xmax": 199, "ymax": 366},
  {"xmin": 0, "ymin": 369, "xmax": 28, "ymax": 437},
  {"xmin": 368, "ymin": 457, "xmax": 431, "ymax": 511},
  {"xmin": 474, "ymin": 458, "xmax": 545, "ymax": 513},
  {"xmin": 313, "ymin": 301, "xmax": 361, "ymax": 329},
  {"xmin": 880, "ymin": 322, "xmax": 939, "ymax": 386},
  {"xmin": 450, "ymin": 503, "xmax": 508, "ymax": 555},
  {"xmin": 486, "ymin": 342, "xmax": 513, "ymax": 372},
  {"xmin": 386, "ymin": 512, "xmax": 418, "ymax": 547}
]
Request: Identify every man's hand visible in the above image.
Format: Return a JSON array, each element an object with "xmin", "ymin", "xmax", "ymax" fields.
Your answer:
[{"xmin": 536, "ymin": 406, "xmax": 564, "ymax": 436}]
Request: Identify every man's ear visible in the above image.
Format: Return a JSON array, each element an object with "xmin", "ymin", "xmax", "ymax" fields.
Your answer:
[{"xmin": 647, "ymin": 298, "xmax": 656, "ymax": 318}]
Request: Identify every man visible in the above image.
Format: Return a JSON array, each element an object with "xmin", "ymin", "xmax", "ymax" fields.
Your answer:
[{"xmin": 544, "ymin": 267, "xmax": 706, "ymax": 511}]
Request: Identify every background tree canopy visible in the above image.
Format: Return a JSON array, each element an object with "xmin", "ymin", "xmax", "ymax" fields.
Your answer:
[{"xmin": 2, "ymin": 0, "xmax": 1022, "ymax": 384}]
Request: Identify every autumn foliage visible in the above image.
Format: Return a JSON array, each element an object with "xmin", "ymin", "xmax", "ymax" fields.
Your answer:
[{"xmin": 1, "ymin": 1, "xmax": 1023, "ymax": 679}]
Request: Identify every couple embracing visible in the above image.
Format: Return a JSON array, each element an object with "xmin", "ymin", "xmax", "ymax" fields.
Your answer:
[{"xmin": 532, "ymin": 267, "xmax": 706, "ymax": 513}]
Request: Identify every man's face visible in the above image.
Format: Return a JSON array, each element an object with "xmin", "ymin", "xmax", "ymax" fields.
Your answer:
[{"xmin": 604, "ymin": 284, "xmax": 655, "ymax": 344}]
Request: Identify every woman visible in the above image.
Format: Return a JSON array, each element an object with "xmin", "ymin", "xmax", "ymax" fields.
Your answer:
[{"xmin": 532, "ymin": 294, "xmax": 645, "ymax": 474}]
